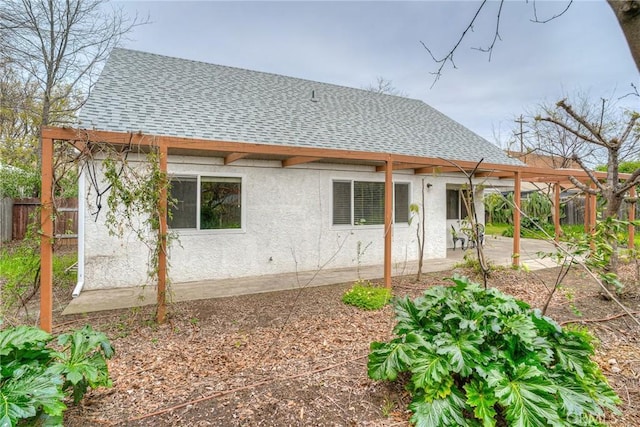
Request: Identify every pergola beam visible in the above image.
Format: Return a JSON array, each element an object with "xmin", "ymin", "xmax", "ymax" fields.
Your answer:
[
  {"xmin": 224, "ymin": 152, "xmax": 249, "ymax": 165},
  {"xmin": 41, "ymin": 127, "xmax": 631, "ymax": 182},
  {"xmin": 282, "ymin": 156, "xmax": 322, "ymax": 167},
  {"xmin": 414, "ymin": 166, "xmax": 461, "ymax": 174},
  {"xmin": 375, "ymin": 162, "xmax": 424, "ymax": 172}
]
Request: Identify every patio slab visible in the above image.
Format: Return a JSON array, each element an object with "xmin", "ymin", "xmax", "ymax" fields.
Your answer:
[{"xmin": 62, "ymin": 236, "xmax": 560, "ymax": 315}]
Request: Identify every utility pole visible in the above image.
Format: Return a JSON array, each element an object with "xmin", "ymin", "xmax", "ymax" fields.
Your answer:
[{"xmin": 514, "ymin": 115, "xmax": 528, "ymax": 153}]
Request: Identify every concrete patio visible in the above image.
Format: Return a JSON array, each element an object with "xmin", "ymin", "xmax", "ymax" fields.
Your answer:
[{"xmin": 62, "ymin": 236, "xmax": 561, "ymax": 315}]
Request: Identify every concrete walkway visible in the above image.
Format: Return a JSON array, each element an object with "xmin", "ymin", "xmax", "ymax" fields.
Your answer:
[{"xmin": 62, "ymin": 236, "xmax": 561, "ymax": 315}]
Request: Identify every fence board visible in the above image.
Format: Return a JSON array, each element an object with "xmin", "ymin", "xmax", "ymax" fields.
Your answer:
[
  {"xmin": 1, "ymin": 198, "xmax": 13, "ymax": 242},
  {"xmin": 11, "ymin": 198, "xmax": 78, "ymax": 245}
]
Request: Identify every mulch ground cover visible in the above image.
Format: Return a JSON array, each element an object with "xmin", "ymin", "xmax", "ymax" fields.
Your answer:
[{"xmin": 31, "ymin": 263, "xmax": 640, "ymax": 426}]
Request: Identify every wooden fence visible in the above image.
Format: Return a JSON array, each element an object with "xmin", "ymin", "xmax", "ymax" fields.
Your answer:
[
  {"xmin": 8, "ymin": 198, "xmax": 78, "ymax": 245},
  {"xmin": 560, "ymin": 196, "xmax": 639, "ymax": 226}
]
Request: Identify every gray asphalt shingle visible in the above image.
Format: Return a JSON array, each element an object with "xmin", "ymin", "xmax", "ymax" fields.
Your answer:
[{"xmin": 79, "ymin": 48, "xmax": 521, "ymax": 166}]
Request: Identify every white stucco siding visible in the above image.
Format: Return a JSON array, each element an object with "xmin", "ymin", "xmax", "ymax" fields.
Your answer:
[{"xmin": 82, "ymin": 156, "xmax": 455, "ymax": 290}]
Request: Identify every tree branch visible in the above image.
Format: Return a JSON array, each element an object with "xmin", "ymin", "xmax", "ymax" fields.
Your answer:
[
  {"xmin": 536, "ymin": 115, "xmax": 604, "ymax": 148},
  {"xmin": 531, "ymin": 0, "xmax": 573, "ymax": 23},
  {"xmin": 617, "ymin": 167, "xmax": 640, "ymax": 195},
  {"xmin": 567, "ymin": 176, "xmax": 599, "ymax": 195},
  {"xmin": 420, "ymin": 0, "xmax": 492, "ymax": 86},
  {"xmin": 556, "ymin": 99, "xmax": 609, "ymax": 146},
  {"xmin": 618, "ymin": 111, "xmax": 640, "ymax": 146},
  {"xmin": 570, "ymin": 155, "xmax": 607, "ymax": 193},
  {"xmin": 472, "ymin": 0, "xmax": 504, "ymax": 61}
]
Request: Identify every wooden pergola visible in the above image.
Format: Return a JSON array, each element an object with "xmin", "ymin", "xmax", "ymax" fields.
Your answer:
[{"xmin": 38, "ymin": 126, "xmax": 636, "ymax": 332}]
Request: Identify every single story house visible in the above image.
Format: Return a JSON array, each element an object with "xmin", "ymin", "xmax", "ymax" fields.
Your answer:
[{"xmin": 68, "ymin": 48, "xmax": 526, "ymax": 292}]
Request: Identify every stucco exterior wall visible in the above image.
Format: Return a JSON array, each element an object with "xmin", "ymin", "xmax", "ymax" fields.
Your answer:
[{"xmin": 82, "ymin": 155, "xmax": 486, "ymax": 290}]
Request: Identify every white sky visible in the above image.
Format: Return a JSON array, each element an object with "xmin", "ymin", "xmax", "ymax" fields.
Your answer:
[{"xmin": 115, "ymin": 0, "xmax": 639, "ymax": 148}]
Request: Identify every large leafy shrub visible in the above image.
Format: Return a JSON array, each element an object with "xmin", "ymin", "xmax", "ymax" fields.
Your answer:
[
  {"xmin": 0, "ymin": 325, "xmax": 114, "ymax": 426},
  {"xmin": 368, "ymin": 276, "xmax": 620, "ymax": 426}
]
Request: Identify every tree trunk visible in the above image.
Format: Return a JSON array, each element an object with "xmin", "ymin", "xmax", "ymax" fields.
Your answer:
[{"xmin": 608, "ymin": 0, "xmax": 640, "ymax": 72}]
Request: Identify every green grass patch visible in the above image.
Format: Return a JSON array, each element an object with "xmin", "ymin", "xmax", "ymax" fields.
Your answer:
[
  {"xmin": 485, "ymin": 222, "xmax": 640, "ymax": 247},
  {"xmin": 483, "ymin": 223, "xmax": 509, "ymax": 236},
  {"xmin": 0, "ymin": 244, "xmax": 76, "ymax": 311},
  {"xmin": 342, "ymin": 280, "xmax": 392, "ymax": 310}
]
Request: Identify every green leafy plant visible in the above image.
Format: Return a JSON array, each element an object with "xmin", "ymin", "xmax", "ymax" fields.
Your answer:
[
  {"xmin": 0, "ymin": 325, "xmax": 114, "ymax": 426},
  {"xmin": 342, "ymin": 280, "xmax": 392, "ymax": 310},
  {"xmin": 454, "ymin": 251, "xmax": 499, "ymax": 275},
  {"xmin": 555, "ymin": 217, "xmax": 640, "ymax": 294},
  {"xmin": 368, "ymin": 276, "xmax": 620, "ymax": 426}
]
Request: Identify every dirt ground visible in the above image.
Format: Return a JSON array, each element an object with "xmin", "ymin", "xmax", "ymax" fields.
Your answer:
[{"xmin": 42, "ymin": 263, "xmax": 640, "ymax": 426}]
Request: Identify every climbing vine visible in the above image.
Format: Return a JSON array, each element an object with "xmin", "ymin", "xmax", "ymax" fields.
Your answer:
[{"xmin": 80, "ymin": 137, "xmax": 177, "ymax": 320}]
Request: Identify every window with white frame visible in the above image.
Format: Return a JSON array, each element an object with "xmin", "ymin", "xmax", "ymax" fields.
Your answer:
[
  {"xmin": 169, "ymin": 176, "xmax": 242, "ymax": 229},
  {"xmin": 332, "ymin": 180, "xmax": 409, "ymax": 226}
]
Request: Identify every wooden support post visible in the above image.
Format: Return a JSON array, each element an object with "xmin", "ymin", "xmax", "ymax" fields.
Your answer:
[
  {"xmin": 513, "ymin": 171, "xmax": 521, "ymax": 268},
  {"xmin": 589, "ymin": 182, "xmax": 597, "ymax": 233},
  {"xmin": 384, "ymin": 158, "xmax": 393, "ymax": 288},
  {"xmin": 157, "ymin": 141, "xmax": 168, "ymax": 324},
  {"xmin": 554, "ymin": 183, "xmax": 561, "ymax": 242},
  {"xmin": 40, "ymin": 137, "xmax": 54, "ymax": 332},
  {"xmin": 584, "ymin": 190, "xmax": 590, "ymax": 232},
  {"xmin": 629, "ymin": 187, "xmax": 636, "ymax": 249}
]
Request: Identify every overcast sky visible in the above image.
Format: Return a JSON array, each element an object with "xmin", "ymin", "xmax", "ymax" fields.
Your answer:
[{"xmin": 114, "ymin": 0, "xmax": 639, "ymax": 148}]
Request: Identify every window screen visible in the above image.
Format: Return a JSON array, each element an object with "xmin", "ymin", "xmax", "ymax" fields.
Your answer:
[
  {"xmin": 446, "ymin": 189, "xmax": 459, "ymax": 220},
  {"xmin": 354, "ymin": 181, "xmax": 385, "ymax": 225},
  {"xmin": 394, "ymin": 183, "xmax": 409, "ymax": 223},
  {"xmin": 332, "ymin": 181, "xmax": 351, "ymax": 225},
  {"xmin": 169, "ymin": 177, "xmax": 197, "ymax": 228}
]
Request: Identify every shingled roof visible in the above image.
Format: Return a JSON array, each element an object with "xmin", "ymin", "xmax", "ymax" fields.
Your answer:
[{"xmin": 80, "ymin": 48, "xmax": 521, "ymax": 166}]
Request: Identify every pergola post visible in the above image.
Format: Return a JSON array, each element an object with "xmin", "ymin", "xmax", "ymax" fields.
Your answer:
[
  {"xmin": 157, "ymin": 141, "xmax": 168, "ymax": 323},
  {"xmin": 384, "ymin": 158, "xmax": 393, "ymax": 288},
  {"xmin": 583, "ymin": 185, "xmax": 598, "ymax": 234},
  {"xmin": 553, "ymin": 183, "xmax": 561, "ymax": 242},
  {"xmin": 589, "ymin": 182, "xmax": 597, "ymax": 233},
  {"xmin": 512, "ymin": 171, "xmax": 521, "ymax": 268},
  {"xmin": 629, "ymin": 187, "xmax": 636, "ymax": 249},
  {"xmin": 40, "ymin": 137, "xmax": 54, "ymax": 332},
  {"xmin": 584, "ymin": 189, "xmax": 591, "ymax": 232}
]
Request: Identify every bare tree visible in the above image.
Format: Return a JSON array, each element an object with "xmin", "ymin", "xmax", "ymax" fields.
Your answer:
[
  {"xmin": 422, "ymin": 0, "xmax": 640, "ymax": 84},
  {"xmin": 536, "ymin": 98, "xmax": 639, "ymax": 218},
  {"xmin": 364, "ymin": 77, "xmax": 408, "ymax": 97},
  {"xmin": 0, "ymin": 59, "xmax": 80, "ymax": 169},
  {"xmin": 537, "ymin": 98, "xmax": 639, "ymax": 273},
  {"xmin": 0, "ymin": 0, "xmax": 146, "ymax": 160},
  {"xmin": 522, "ymin": 95, "xmax": 613, "ymax": 169}
]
